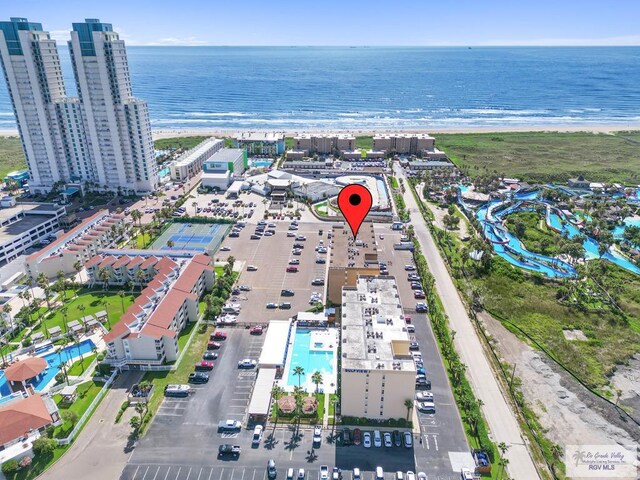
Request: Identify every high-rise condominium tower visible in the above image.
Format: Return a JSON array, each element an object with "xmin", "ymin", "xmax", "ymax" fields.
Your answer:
[{"xmin": 0, "ymin": 17, "xmax": 157, "ymax": 194}]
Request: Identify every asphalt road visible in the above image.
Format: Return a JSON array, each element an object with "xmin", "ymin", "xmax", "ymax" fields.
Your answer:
[{"xmin": 394, "ymin": 163, "xmax": 540, "ymax": 480}]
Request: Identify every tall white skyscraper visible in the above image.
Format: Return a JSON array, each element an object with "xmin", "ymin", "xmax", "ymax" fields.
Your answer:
[
  {"xmin": 69, "ymin": 19, "xmax": 157, "ymax": 192},
  {"xmin": 0, "ymin": 17, "xmax": 157, "ymax": 194}
]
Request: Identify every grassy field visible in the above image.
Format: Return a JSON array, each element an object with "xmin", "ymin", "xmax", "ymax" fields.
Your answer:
[
  {"xmin": 469, "ymin": 259, "xmax": 640, "ymax": 388},
  {"xmin": 154, "ymin": 136, "xmax": 209, "ymax": 151},
  {"xmin": 0, "ymin": 136, "xmax": 26, "ymax": 179},
  {"xmin": 67, "ymin": 353, "xmax": 97, "ymax": 376},
  {"xmin": 33, "ymin": 289, "xmax": 135, "ymax": 339},
  {"xmin": 355, "ymin": 136, "xmax": 373, "ymax": 150},
  {"xmin": 436, "ymin": 131, "xmax": 640, "ymax": 184},
  {"xmin": 504, "ymin": 211, "xmax": 563, "ymax": 255},
  {"xmin": 51, "ymin": 380, "xmax": 103, "ymax": 438}
]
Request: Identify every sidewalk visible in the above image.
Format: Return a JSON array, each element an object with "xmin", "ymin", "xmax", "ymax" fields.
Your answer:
[{"xmin": 39, "ymin": 371, "xmax": 143, "ymax": 480}]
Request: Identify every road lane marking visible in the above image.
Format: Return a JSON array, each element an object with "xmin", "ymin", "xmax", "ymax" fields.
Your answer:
[{"xmin": 433, "ymin": 435, "xmax": 439, "ymax": 451}]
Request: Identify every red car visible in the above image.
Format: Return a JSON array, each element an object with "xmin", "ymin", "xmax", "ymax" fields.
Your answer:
[
  {"xmin": 352, "ymin": 428, "xmax": 362, "ymax": 445},
  {"xmin": 211, "ymin": 331, "xmax": 227, "ymax": 340},
  {"xmin": 195, "ymin": 361, "xmax": 214, "ymax": 371},
  {"xmin": 250, "ymin": 325, "xmax": 264, "ymax": 335},
  {"xmin": 207, "ymin": 341, "xmax": 221, "ymax": 350}
]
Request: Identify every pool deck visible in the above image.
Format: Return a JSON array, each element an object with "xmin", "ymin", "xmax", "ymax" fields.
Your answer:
[{"xmin": 278, "ymin": 323, "xmax": 338, "ymax": 395}]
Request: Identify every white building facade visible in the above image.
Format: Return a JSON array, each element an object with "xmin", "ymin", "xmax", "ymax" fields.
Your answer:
[{"xmin": 0, "ymin": 17, "xmax": 157, "ymax": 194}]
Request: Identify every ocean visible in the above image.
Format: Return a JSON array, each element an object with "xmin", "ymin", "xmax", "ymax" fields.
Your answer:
[{"xmin": 1, "ymin": 46, "xmax": 640, "ymax": 130}]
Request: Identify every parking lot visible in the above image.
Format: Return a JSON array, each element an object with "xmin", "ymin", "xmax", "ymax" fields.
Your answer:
[{"xmin": 220, "ymin": 221, "xmax": 329, "ymax": 322}]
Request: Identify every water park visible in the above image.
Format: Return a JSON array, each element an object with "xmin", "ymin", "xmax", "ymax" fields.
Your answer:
[{"xmin": 458, "ymin": 185, "xmax": 640, "ymax": 278}]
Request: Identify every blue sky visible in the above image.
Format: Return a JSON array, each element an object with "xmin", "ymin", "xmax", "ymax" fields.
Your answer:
[{"xmin": 8, "ymin": 0, "xmax": 640, "ymax": 46}]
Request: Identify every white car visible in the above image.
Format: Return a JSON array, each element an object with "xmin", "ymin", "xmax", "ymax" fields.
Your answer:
[
  {"xmin": 363, "ymin": 431, "xmax": 372, "ymax": 448},
  {"xmin": 320, "ymin": 466, "xmax": 329, "ymax": 480},
  {"xmin": 353, "ymin": 469, "xmax": 361, "ymax": 480},
  {"xmin": 220, "ymin": 246, "xmax": 231, "ymax": 251},
  {"xmin": 238, "ymin": 359, "xmax": 257, "ymax": 369},
  {"xmin": 252, "ymin": 425, "xmax": 263, "ymax": 445},
  {"xmin": 373, "ymin": 430, "xmax": 382, "ymax": 447},
  {"xmin": 313, "ymin": 425, "xmax": 322, "ymax": 445},
  {"xmin": 287, "ymin": 469, "xmax": 295, "ymax": 480},
  {"xmin": 416, "ymin": 391, "xmax": 434, "ymax": 402},
  {"xmin": 384, "ymin": 432, "xmax": 392, "ymax": 447},
  {"xmin": 297, "ymin": 469, "xmax": 305, "ymax": 480},
  {"xmin": 247, "ymin": 265, "xmax": 258, "ymax": 271},
  {"xmin": 417, "ymin": 401, "xmax": 435, "ymax": 413},
  {"xmin": 406, "ymin": 472, "xmax": 416, "ymax": 480}
]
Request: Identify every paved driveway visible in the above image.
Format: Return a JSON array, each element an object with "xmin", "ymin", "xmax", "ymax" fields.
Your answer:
[{"xmin": 40, "ymin": 371, "xmax": 143, "ymax": 480}]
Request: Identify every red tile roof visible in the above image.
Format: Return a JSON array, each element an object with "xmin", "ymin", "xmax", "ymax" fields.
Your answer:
[
  {"xmin": 146, "ymin": 289, "xmax": 197, "ymax": 330},
  {"xmin": 98, "ymin": 256, "xmax": 117, "ymax": 269},
  {"xmin": 191, "ymin": 253, "xmax": 212, "ymax": 266},
  {"xmin": 4, "ymin": 358, "xmax": 48, "ymax": 382},
  {"xmin": 140, "ymin": 323, "xmax": 176, "ymax": 339},
  {"xmin": 112, "ymin": 255, "xmax": 132, "ymax": 268},
  {"xmin": 84, "ymin": 255, "xmax": 104, "ymax": 269},
  {"xmin": 103, "ymin": 314, "xmax": 134, "ymax": 343},
  {"xmin": 173, "ymin": 262, "xmax": 213, "ymax": 294},
  {"xmin": 127, "ymin": 257, "xmax": 145, "ymax": 268},
  {"xmin": 0, "ymin": 394, "xmax": 54, "ymax": 446},
  {"xmin": 140, "ymin": 256, "xmax": 159, "ymax": 269}
]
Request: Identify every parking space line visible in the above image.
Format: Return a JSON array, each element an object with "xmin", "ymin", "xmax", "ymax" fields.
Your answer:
[
  {"xmin": 163, "ymin": 467, "xmax": 171, "ymax": 480},
  {"xmin": 132, "ymin": 466, "xmax": 140, "ymax": 480},
  {"xmin": 141, "ymin": 466, "xmax": 150, "ymax": 480},
  {"xmin": 433, "ymin": 435, "xmax": 439, "ymax": 451},
  {"xmin": 208, "ymin": 468, "xmax": 214, "ymax": 480},
  {"xmin": 423, "ymin": 435, "xmax": 429, "ymax": 449},
  {"xmin": 197, "ymin": 468, "xmax": 203, "ymax": 480},
  {"xmin": 230, "ymin": 469, "xmax": 235, "ymax": 480},
  {"xmin": 152, "ymin": 466, "xmax": 161, "ymax": 480},
  {"xmin": 186, "ymin": 468, "xmax": 193, "ymax": 480},
  {"xmin": 219, "ymin": 469, "xmax": 224, "ymax": 480},
  {"xmin": 175, "ymin": 467, "xmax": 182, "ymax": 480}
]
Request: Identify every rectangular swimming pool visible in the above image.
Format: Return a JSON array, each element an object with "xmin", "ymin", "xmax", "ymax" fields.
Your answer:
[{"xmin": 286, "ymin": 329, "xmax": 334, "ymax": 389}]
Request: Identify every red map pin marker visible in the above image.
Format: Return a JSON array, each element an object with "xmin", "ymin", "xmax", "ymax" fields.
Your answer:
[{"xmin": 337, "ymin": 184, "xmax": 373, "ymax": 240}]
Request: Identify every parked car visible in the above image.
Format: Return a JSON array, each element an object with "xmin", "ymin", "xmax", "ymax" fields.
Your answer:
[
  {"xmin": 297, "ymin": 469, "xmax": 305, "ymax": 480},
  {"xmin": 393, "ymin": 430, "xmax": 402, "ymax": 447},
  {"xmin": 287, "ymin": 469, "xmax": 294, "ymax": 480},
  {"xmin": 238, "ymin": 359, "xmax": 257, "ymax": 369},
  {"xmin": 286, "ymin": 266, "xmax": 298, "ymax": 273},
  {"xmin": 373, "ymin": 430, "xmax": 382, "ymax": 447},
  {"xmin": 218, "ymin": 419, "xmax": 242, "ymax": 431},
  {"xmin": 342, "ymin": 427, "xmax": 352, "ymax": 446},
  {"xmin": 247, "ymin": 265, "xmax": 258, "ymax": 271},
  {"xmin": 267, "ymin": 460, "xmax": 277, "ymax": 479},
  {"xmin": 281, "ymin": 289, "xmax": 295, "ymax": 296},
  {"xmin": 410, "ymin": 282, "xmax": 422, "ymax": 290},
  {"xmin": 353, "ymin": 428, "xmax": 362, "ymax": 445},
  {"xmin": 279, "ymin": 302, "xmax": 292, "ymax": 309},
  {"xmin": 250, "ymin": 325, "xmax": 264, "ymax": 335},
  {"xmin": 415, "ymin": 377, "xmax": 431, "ymax": 390},
  {"xmin": 220, "ymin": 246, "xmax": 231, "ymax": 251},
  {"xmin": 212, "ymin": 331, "xmax": 227, "ymax": 340},
  {"xmin": 239, "ymin": 285, "xmax": 252, "ymax": 291},
  {"xmin": 252, "ymin": 425, "xmax": 264, "ymax": 445},
  {"xmin": 288, "ymin": 259, "xmax": 300, "ymax": 265},
  {"xmin": 311, "ymin": 278, "xmax": 325, "ymax": 286},
  {"xmin": 293, "ymin": 243, "xmax": 304, "ymax": 249},
  {"xmin": 287, "ymin": 232, "xmax": 296, "ymax": 237},
  {"xmin": 353, "ymin": 469, "xmax": 361, "ymax": 480},
  {"xmin": 202, "ymin": 352, "xmax": 218, "ymax": 360},
  {"xmin": 403, "ymin": 432, "xmax": 413, "ymax": 448},
  {"xmin": 363, "ymin": 431, "xmax": 372, "ymax": 448},
  {"xmin": 295, "ymin": 235, "xmax": 306, "ymax": 241},
  {"xmin": 413, "ymin": 291, "xmax": 426, "ymax": 299},
  {"xmin": 320, "ymin": 466, "xmax": 329, "ymax": 480},
  {"xmin": 218, "ymin": 444, "xmax": 241, "ymax": 457},
  {"xmin": 417, "ymin": 401, "xmax": 435, "ymax": 413},
  {"xmin": 415, "ymin": 303, "xmax": 428, "ymax": 313},
  {"xmin": 207, "ymin": 341, "xmax": 221, "ymax": 350},
  {"xmin": 266, "ymin": 302, "xmax": 278, "ymax": 309},
  {"xmin": 384, "ymin": 432, "xmax": 392, "ymax": 447},
  {"xmin": 332, "ymin": 467, "xmax": 342, "ymax": 480},
  {"xmin": 406, "ymin": 325, "xmax": 415, "ymax": 333},
  {"xmin": 417, "ymin": 473, "xmax": 427, "ymax": 480},
  {"xmin": 195, "ymin": 361, "xmax": 214, "ymax": 371},
  {"xmin": 409, "ymin": 342, "xmax": 420, "ymax": 350},
  {"xmin": 406, "ymin": 472, "xmax": 416, "ymax": 480},
  {"xmin": 405, "ymin": 265, "xmax": 416, "ymax": 271},
  {"xmin": 188, "ymin": 372, "xmax": 209, "ymax": 384},
  {"xmin": 313, "ymin": 425, "xmax": 322, "ymax": 445}
]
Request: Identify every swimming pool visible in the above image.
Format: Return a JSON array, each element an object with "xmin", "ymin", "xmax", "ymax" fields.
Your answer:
[
  {"xmin": 286, "ymin": 330, "xmax": 334, "ymax": 389},
  {"xmin": 250, "ymin": 159, "xmax": 273, "ymax": 168},
  {"xmin": 0, "ymin": 339, "xmax": 96, "ymax": 397},
  {"xmin": 159, "ymin": 167, "xmax": 170, "ymax": 177}
]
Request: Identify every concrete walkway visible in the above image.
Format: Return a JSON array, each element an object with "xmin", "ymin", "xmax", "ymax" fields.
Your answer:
[
  {"xmin": 394, "ymin": 164, "xmax": 541, "ymax": 480},
  {"xmin": 39, "ymin": 371, "xmax": 143, "ymax": 480}
]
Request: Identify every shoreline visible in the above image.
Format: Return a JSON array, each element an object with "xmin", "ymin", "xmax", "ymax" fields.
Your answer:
[
  {"xmin": 150, "ymin": 124, "xmax": 640, "ymax": 140},
  {"xmin": 0, "ymin": 124, "xmax": 638, "ymax": 140}
]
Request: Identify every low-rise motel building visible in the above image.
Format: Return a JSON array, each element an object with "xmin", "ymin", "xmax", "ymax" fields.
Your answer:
[
  {"xmin": 25, "ymin": 209, "xmax": 127, "ymax": 278},
  {"xmin": 340, "ymin": 276, "xmax": 416, "ymax": 420},
  {"xmin": 169, "ymin": 137, "xmax": 224, "ymax": 182}
]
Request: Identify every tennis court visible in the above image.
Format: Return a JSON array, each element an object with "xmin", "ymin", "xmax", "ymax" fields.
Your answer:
[{"xmin": 151, "ymin": 222, "xmax": 231, "ymax": 254}]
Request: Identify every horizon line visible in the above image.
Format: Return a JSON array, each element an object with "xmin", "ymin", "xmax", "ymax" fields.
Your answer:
[{"xmin": 55, "ymin": 44, "xmax": 640, "ymax": 48}]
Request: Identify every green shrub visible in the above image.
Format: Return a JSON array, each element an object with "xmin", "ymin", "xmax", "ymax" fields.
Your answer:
[
  {"xmin": 2, "ymin": 459, "xmax": 19, "ymax": 474},
  {"xmin": 32, "ymin": 436, "xmax": 56, "ymax": 457}
]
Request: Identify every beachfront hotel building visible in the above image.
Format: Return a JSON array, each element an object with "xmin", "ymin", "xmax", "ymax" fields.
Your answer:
[
  {"xmin": 234, "ymin": 132, "xmax": 285, "ymax": 156},
  {"xmin": 169, "ymin": 138, "xmax": 224, "ymax": 181},
  {"xmin": 0, "ymin": 17, "xmax": 157, "ymax": 194},
  {"xmin": 294, "ymin": 134, "xmax": 356, "ymax": 155},
  {"xmin": 373, "ymin": 134, "xmax": 435, "ymax": 156},
  {"xmin": 340, "ymin": 276, "xmax": 416, "ymax": 420}
]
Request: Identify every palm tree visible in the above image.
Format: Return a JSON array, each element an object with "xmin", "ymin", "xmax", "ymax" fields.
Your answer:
[
  {"xmin": 98, "ymin": 267, "xmax": 110, "ymax": 290},
  {"xmin": 78, "ymin": 304, "xmax": 86, "ymax": 331},
  {"xmin": 61, "ymin": 306, "xmax": 69, "ymax": 333},
  {"xmin": 3, "ymin": 303, "xmax": 12, "ymax": 332},
  {"xmin": 101, "ymin": 299, "xmax": 111, "ymax": 329},
  {"xmin": 73, "ymin": 260, "xmax": 83, "ymax": 282},
  {"xmin": 118, "ymin": 290, "xmax": 126, "ymax": 313},
  {"xmin": 311, "ymin": 371, "xmax": 323, "ymax": 394},
  {"xmin": 270, "ymin": 385, "xmax": 284, "ymax": 424},
  {"xmin": 130, "ymin": 209, "xmax": 142, "ymax": 229},
  {"xmin": 550, "ymin": 443, "xmax": 563, "ymax": 477},
  {"xmin": 135, "ymin": 269, "xmax": 146, "ymax": 288},
  {"xmin": 293, "ymin": 366, "xmax": 305, "ymax": 389},
  {"xmin": 403, "ymin": 398, "xmax": 413, "ymax": 421},
  {"xmin": 497, "ymin": 458, "xmax": 509, "ymax": 480},
  {"xmin": 167, "ymin": 239, "xmax": 174, "ymax": 250}
]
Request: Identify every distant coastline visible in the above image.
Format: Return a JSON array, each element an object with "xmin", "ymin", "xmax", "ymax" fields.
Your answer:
[{"xmin": 1, "ymin": 124, "xmax": 640, "ymax": 140}]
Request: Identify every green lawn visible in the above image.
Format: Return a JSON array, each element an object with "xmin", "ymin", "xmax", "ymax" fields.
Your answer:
[
  {"xmin": 504, "ymin": 211, "xmax": 564, "ymax": 255},
  {"xmin": 388, "ymin": 176, "xmax": 399, "ymax": 189},
  {"xmin": 51, "ymin": 380, "xmax": 103, "ymax": 438},
  {"xmin": 32, "ymin": 289, "xmax": 135, "ymax": 339},
  {"xmin": 67, "ymin": 354, "xmax": 96, "ymax": 376},
  {"xmin": 154, "ymin": 136, "xmax": 209, "ymax": 151},
  {"xmin": 0, "ymin": 136, "xmax": 26, "ymax": 179},
  {"xmin": 8, "ymin": 445, "xmax": 69, "ymax": 480},
  {"xmin": 355, "ymin": 136, "xmax": 373, "ymax": 150},
  {"xmin": 134, "ymin": 232, "xmax": 152, "ymax": 249},
  {"xmin": 436, "ymin": 131, "xmax": 640, "ymax": 184}
]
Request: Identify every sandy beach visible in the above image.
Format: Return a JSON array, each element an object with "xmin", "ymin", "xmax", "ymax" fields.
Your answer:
[{"xmin": 1, "ymin": 124, "xmax": 639, "ymax": 140}]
